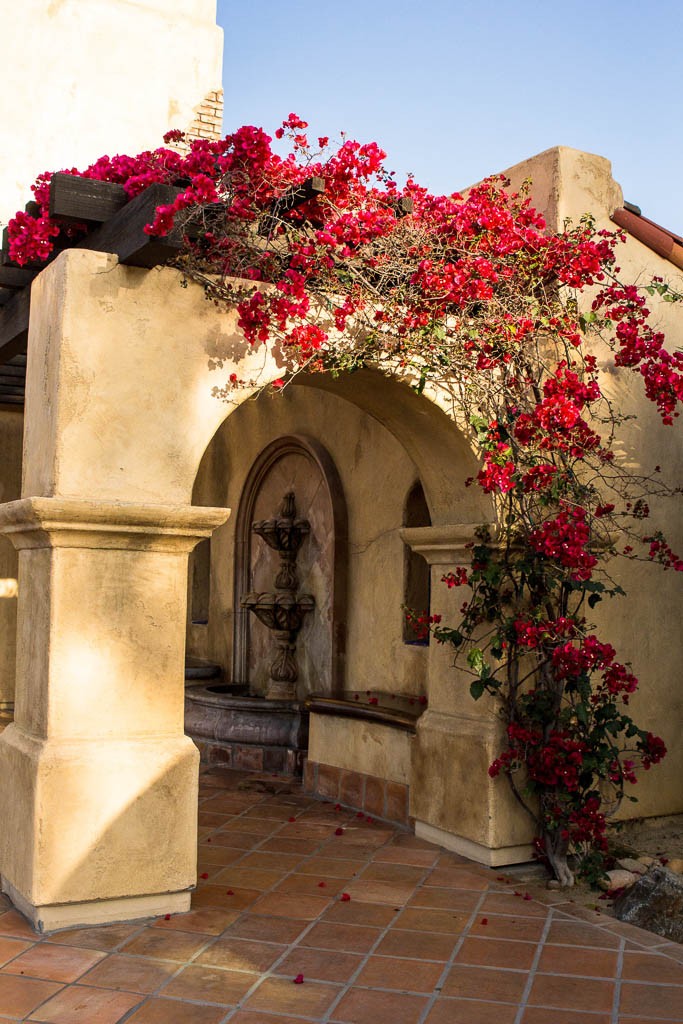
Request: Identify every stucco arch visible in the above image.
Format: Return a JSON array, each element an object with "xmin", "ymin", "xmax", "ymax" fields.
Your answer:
[
  {"xmin": 21, "ymin": 249, "xmax": 489, "ymax": 531},
  {"xmin": 0, "ymin": 247, "xmax": 500, "ymax": 931}
]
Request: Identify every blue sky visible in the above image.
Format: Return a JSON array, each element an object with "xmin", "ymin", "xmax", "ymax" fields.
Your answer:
[{"xmin": 216, "ymin": 0, "xmax": 681, "ymax": 233}]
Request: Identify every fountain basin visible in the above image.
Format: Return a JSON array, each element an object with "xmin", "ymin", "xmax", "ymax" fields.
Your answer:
[{"xmin": 184, "ymin": 684, "xmax": 309, "ymax": 775}]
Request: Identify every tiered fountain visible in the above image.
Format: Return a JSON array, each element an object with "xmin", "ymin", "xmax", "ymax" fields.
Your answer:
[{"xmin": 184, "ymin": 491, "xmax": 315, "ymax": 774}]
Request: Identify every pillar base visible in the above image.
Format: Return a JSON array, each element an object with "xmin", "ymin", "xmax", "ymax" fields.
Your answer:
[
  {"xmin": 2, "ymin": 877, "xmax": 191, "ymax": 934},
  {"xmin": 414, "ymin": 820, "xmax": 533, "ymax": 867}
]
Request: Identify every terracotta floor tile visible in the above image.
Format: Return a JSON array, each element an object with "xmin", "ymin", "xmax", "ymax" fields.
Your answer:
[
  {"xmin": 322, "ymin": 901, "xmax": 398, "ymax": 928},
  {"xmin": 197, "ymin": 844, "xmax": 245, "ymax": 866},
  {"xmin": 375, "ymin": 929, "xmax": 457, "ymax": 961},
  {"xmin": 1, "ymin": 943, "xmax": 106, "ymax": 983},
  {"xmin": 244, "ymin": 976, "xmax": 341, "ymax": 1017},
  {"xmin": 191, "ymin": 885, "xmax": 261, "ymax": 911},
  {"xmin": 28, "ymin": 984, "xmax": 141, "ymax": 1023},
  {"xmin": 298, "ymin": 857, "xmax": 367, "ymax": 878},
  {"xmin": 302, "ymin": 922, "xmax": 382, "ymax": 954},
  {"xmin": 528, "ymin": 973, "xmax": 614, "ymax": 1013},
  {"xmin": 545, "ymin": 919, "xmax": 621, "ymax": 949},
  {"xmin": 537, "ymin": 943, "xmax": 619, "ymax": 978},
  {"xmin": 119, "ymin": 927, "xmax": 210, "ymax": 961},
  {"xmin": 239, "ymin": 852, "xmax": 304, "ymax": 873},
  {"xmin": 619, "ymin": 981, "xmax": 683, "ymax": 1019},
  {"xmin": 243, "ymin": 805, "xmax": 298, "ymax": 821},
  {"xmin": 206, "ymin": 832, "xmax": 259, "ymax": 850},
  {"xmin": 480, "ymin": 893, "xmax": 549, "ymax": 918},
  {"xmin": 387, "ymin": 834, "xmax": 436, "ymax": 851},
  {"xmin": 125, "ymin": 997, "xmax": 226, "ymax": 1023},
  {"xmin": 259, "ymin": 838, "xmax": 322, "ymax": 855},
  {"xmin": 0, "ymin": 909, "xmax": 37, "ymax": 940},
  {"xmin": 274, "ymin": 946, "xmax": 363, "ymax": 983},
  {"xmin": 196, "ymin": 937, "xmax": 286, "ymax": 972},
  {"xmin": 455, "ymin": 937, "xmax": 538, "ymax": 970},
  {"xmin": 230, "ymin": 1012, "xmax": 319, "ymax": 1024},
  {"xmin": 0, "ymin": 935, "xmax": 33, "ymax": 968},
  {"xmin": 212, "ymin": 867, "xmax": 285, "ymax": 890},
  {"xmin": 250, "ymin": 892, "xmax": 331, "ymax": 920},
  {"xmin": 392, "ymin": 907, "xmax": 469, "ymax": 934},
  {"xmin": 425, "ymin": 997, "xmax": 519, "ymax": 1024},
  {"xmin": 373, "ymin": 847, "xmax": 439, "ymax": 867},
  {"xmin": 356, "ymin": 955, "xmax": 443, "ymax": 992},
  {"xmin": 617, "ymin": 1019, "xmax": 683, "ymax": 1024},
  {"xmin": 521, "ymin": 1010, "xmax": 611, "ymax": 1024},
  {"xmin": 425, "ymin": 868, "xmax": 489, "ymax": 890},
  {"xmin": 224, "ymin": 915, "xmax": 307, "ymax": 945},
  {"xmin": 342, "ymin": 880, "xmax": 416, "ymax": 905},
  {"xmin": 360, "ymin": 863, "xmax": 426, "ymax": 885},
  {"xmin": 0, "ymin": 974, "xmax": 63, "ymax": 1017},
  {"xmin": 203, "ymin": 795, "xmax": 262, "ymax": 814},
  {"xmin": 330, "ymin": 987, "xmax": 427, "ymax": 1024},
  {"xmin": 49, "ymin": 923, "xmax": 144, "ymax": 951},
  {"xmin": 198, "ymin": 812, "xmax": 233, "ymax": 828},
  {"xmin": 442, "ymin": 963, "xmax": 528, "ymax": 1002},
  {"xmin": 162, "ymin": 964, "xmax": 257, "ymax": 1004},
  {"xmin": 220, "ymin": 819, "xmax": 278, "ymax": 837},
  {"xmin": 622, "ymin": 952, "xmax": 683, "ymax": 985},
  {"xmin": 407, "ymin": 887, "xmax": 480, "ymax": 913},
  {"xmin": 281, "ymin": 823, "xmax": 336, "ymax": 841},
  {"xmin": 150, "ymin": 908, "xmax": 238, "ymax": 935},
  {"xmin": 79, "ymin": 953, "xmax": 177, "ymax": 994},
  {"xmin": 469, "ymin": 913, "xmax": 546, "ymax": 942},
  {"xmin": 275, "ymin": 874, "xmax": 346, "ymax": 897}
]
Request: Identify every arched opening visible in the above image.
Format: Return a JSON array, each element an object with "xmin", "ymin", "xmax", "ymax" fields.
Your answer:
[{"xmin": 402, "ymin": 481, "xmax": 432, "ymax": 645}]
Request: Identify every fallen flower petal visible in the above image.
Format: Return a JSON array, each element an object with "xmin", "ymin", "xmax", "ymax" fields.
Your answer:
[
  {"xmin": 340, "ymin": 892, "xmax": 351, "ymax": 902},
  {"xmin": 164, "ymin": 914, "xmax": 171, "ymax": 921},
  {"xmin": 481, "ymin": 917, "xmax": 488, "ymax": 925},
  {"xmin": 335, "ymin": 827, "xmax": 344, "ymax": 836},
  {"xmin": 288, "ymin": 817, "xmax": 296, "ymax": 822},
  {"xmin": 293, "ymin": 973, "xmax": 304, "ymax": 984},
  {"xmin": 318, "ymin": 881, "xmax": 327, "ymax": 887},
  {"xmin": 226, "ymin": 889, "xmax": 234, "ymax": 895},
  {"xmin": 200, "ymin": 872, "xmax": 209, "ymax": 879}
]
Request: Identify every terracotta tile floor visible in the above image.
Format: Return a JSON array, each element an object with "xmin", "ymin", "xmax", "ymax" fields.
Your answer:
[{"xmin": 0, "ymin": 767, "xmax": 681, "ymax": 1023}]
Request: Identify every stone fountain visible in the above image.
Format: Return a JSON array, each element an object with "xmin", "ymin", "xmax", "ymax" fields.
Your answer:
[
  {"xmin": 184, "ymin": 491, "xmax": 315, "ymax": 774},
  {"xmin": 241, "ymin": 491, "xmax": 315, "ymax": 701}
]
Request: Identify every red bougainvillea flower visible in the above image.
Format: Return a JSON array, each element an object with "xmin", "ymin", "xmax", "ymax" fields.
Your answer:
[
  {"xmin": 340, "ymin": 893, "xmax": 351, "ymax": 902},
  {"xmin": 199, "ymin": 872, "xmax": 209, "ymax": 880},
  {"xmin": 334, "ymin": 827, "xmax": 344, "ymax": 836},
  {"xmin": 293, "ymin": 973, "xmax": 305, "ymax": 984}
]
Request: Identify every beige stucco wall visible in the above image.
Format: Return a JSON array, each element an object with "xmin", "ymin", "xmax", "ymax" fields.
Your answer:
[
  {"xmin": 0, "ymin": 410, "xmax": 23, "ymax": 710},
  {"xmin": 308, "ymin": 715, "xmax": 412, "ymax": 786},
  {"xmin": 0, "ymin": 0, "xmax": 223, "ymax": 226}
]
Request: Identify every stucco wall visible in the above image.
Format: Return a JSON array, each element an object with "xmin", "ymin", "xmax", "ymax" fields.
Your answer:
[
  {"xmin": 0, "ymin": 410, "xmax": 23, "ymax": 709},
  {"xmin": 189, "ymin": 384, "xmax": 433, "ymax": 697},
  {"xmin": 0, "ymin": 0, "xmax": 223, "ymax": 226}
]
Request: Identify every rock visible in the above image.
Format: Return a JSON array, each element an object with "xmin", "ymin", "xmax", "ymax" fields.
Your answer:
[
  {"xmin": 666, "ymin": 857, "xmax": 683, "ymax": 874},
  {"xmin": 637, "ymin": 855, "xmax": 656, "ymax": 867},
  {"xmin": 601, "ymin": 869, "xmax": 638, "ymax": 893},
  {"xmin": 617, "ymin": 857, "xmax": 648, "ymax": 875},
  {"xmin": 546, "ymin": 879, "xmax": 561, "ymax": 890},
  {"xmin": 614, "ymin": 865, "xmax": 683, "ymax": 943}
]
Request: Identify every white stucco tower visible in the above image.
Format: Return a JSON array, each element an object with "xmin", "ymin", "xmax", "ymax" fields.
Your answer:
[{"xmin": 0, "ymin": 0, "xmax": 224, "ymax": 226}]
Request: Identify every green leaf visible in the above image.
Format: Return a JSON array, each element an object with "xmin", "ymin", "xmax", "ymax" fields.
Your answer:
[
  {"xmin": 588, "ymin": 593, "xmax": 602, "ymax": 609},
  {"xmin": 470, "ymin": 680, "xmax": 486, "ymax": 701}
]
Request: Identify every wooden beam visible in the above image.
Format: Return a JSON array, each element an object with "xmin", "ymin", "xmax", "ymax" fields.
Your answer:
[
  {"xmin": 395, "ymin": 196, "xmax": 414, "ymax": 218},
  {"xmin": 259, "ymin": 176, "xmax": 326, "ymax": 236},
  {"xmin": 49, "ymin": 173, "xmax": 128, "ymax": 226},
  {"xmin": 0, "ymin": 288, "xmax": 30, "ymax": 364},
  {"xmin": 0, "ymin": 266, "xmax": 36, "ymax": 290},
  {"xmin": 77, "ymin": 184, "xmax": 184, "ymax": 268}
]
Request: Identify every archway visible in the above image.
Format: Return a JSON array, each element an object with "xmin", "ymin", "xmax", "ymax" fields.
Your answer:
[{"xmin": 0, "ymin": 250, "xmax": 498, "ymax": 930}]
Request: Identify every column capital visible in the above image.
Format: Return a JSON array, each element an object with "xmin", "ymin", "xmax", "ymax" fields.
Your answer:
[
  {"xmin": 400, "ymin": 523, "xmax": 495, "ymax": 565},
  {"xmin": 0, "ymin": 497, "xmax": 229, "ymax": 551}
]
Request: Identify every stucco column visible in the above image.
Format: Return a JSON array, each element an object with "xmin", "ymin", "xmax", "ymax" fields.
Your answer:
[
  {"xmin": 401, "ymin": 524, "xmax": 534, "ymax": 866},
  {"xmin": 0, "ymin": 497, "xmax": 229, "ymax": 932}
]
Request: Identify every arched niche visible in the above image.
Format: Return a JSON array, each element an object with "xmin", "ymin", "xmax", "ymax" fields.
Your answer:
[{"xmin": 233, "ymin": 435, "xmax": 348, "ymax": 698}]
